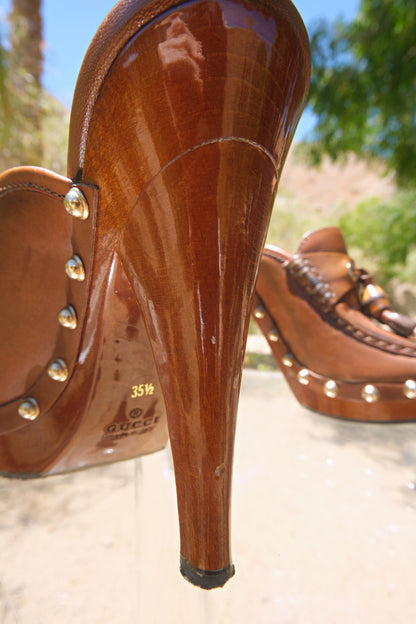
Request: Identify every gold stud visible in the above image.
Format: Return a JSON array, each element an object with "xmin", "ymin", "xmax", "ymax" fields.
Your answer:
[
  {"xmin": 65, "ymin": 255, "xmax": 85, "ymax": 282},
  {"xmin": 48, "ymin": 359, "xmax": 69, "ymax": 382},
  {"xmin": 297, "ymin": 369, "xmax": 310, "ymax": 385},
  {"xmin": 404, "ymin": 380, "xmax": 416, "ymax": 399},
  {"xmin": 267, "ymin": 328, "xmax": 279, "ymax": 342},
  {"xmin": 361, "ymin": 384, "xmax": 380, "ymax": 403},
  {"xmin": 346, "ymin": 260, "xmax": 357, "ymax": 281},
  {"xmin": 253, "ymin": 306, "xmax": 265, "ymax": 319},
  {"xmin": 324, "ymin": 380, "xmax": 338, "ymax": 398},
  {"xmin": 282, "ymin": 353, "xmax": 294, "ymax": 368},
  {"xmin": 58, "ymin": 305, "xmax": 78, "ymax": 330},
  {"xmin": 64, "ymin": 187, "xmax": 89, "ymax": 220},
  {"xmin": 18, "ymin": 398, "xmax": 40, "ymax": 421}
]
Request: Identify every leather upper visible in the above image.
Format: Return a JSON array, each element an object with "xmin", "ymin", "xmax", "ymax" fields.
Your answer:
[
  {"xmin": 0, "ymin": 167, "xmax": 97, "ymax": 433},
  {"xmin": 257, "ymin": 227, "xmax": 416, "ymax": 382}
]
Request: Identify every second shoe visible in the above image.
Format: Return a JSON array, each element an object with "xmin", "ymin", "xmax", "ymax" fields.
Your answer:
[{"xmin": 253, "ymin": 227, "xmax": 416, "ymax": 422}]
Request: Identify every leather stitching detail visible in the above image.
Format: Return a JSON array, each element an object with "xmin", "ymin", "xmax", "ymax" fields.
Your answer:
[
  {"xmin": 282, "ymin": 256, "xmax": 416, "ymax": 357},
  {"xmin": 0, "ymin": 183, "xmax": 65, "ymax": 200}
]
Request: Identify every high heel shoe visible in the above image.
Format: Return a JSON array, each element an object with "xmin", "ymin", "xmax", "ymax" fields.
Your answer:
[
  {"xmin": 253, "ymin": 227, "xmax": 416, "ymax": 422},
  {"xmin": 0, "ymin": 0, "xmax": 310, "ymax": 587}
]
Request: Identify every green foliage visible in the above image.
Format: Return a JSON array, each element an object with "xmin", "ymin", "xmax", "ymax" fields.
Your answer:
[
  {"xmin": 339, "ymin": 190, "xmax": 416, "ymax": 283},
  {"xmin": 306, "ymin": 1, "xmax": 416, "ymax": 188},
  {"xmin": 0, "ymin": 3, "xmax": 68, "ymax": 173},
  {"xmin": 244, "ymin": 350, "xmax": 277, "ymax": 371},
  {"xmin": 266, "ymin": 199, "xmax": 317, "ymax": 253},
  {"xmin": 0, "ymin": 38, "xmax": 6, "ymax": 101},
  {"xmin": 266, "ymin": 161, "xmax": 346, "ymax": 255},
  {"xmin": 0, "ymin": 29, "xmax": 11, "ymax": 143}
]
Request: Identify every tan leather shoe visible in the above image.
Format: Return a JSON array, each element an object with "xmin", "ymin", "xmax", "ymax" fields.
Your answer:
[
  {"xmin": 253, "ymin": 227, "xmax": 416, "ymax": 422},
  {"xmin": 0, "ymin": 0, "xmax": 310, "ymax": 588}
]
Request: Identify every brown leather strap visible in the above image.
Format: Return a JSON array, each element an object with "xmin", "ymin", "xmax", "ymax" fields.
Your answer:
[{"xmin": 0, "ymin": 167, "xmax": 97, "ymax": 434}]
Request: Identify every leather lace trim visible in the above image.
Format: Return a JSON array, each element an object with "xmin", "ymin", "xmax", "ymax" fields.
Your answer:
[
  {"xmin": 283, "ymin": 255, "xmax": 416, "ymax": 357},
  {"xmin": 0, "ymin": 182, "xmax": 65, "ymax": 200}
]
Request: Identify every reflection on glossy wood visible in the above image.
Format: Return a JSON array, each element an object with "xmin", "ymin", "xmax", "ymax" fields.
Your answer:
[
  {"xmin": 0, "ymin": 0, "xmax": 310, "ymax": 588},
  {"xmin": 0, "ymin": 169, "xmax": 168, "ymax": 470}
]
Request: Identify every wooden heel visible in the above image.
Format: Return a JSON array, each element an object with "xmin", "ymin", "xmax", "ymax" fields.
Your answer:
[
  {"xmin": 0, "ymin": 0, "xmax": 310, "ymax": 584},
  {"xmin": 119, "ymin": 139, "xmax": 276, "ymax": 585},
  {"xmin": 70, "ymin": 0, "xmax": 310, "ymax": 587}
]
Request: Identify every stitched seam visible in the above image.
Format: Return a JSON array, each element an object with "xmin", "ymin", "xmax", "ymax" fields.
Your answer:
[
  {"xmin": 282, "ymin": 256, "xmax": 416, "ymax": 357},
  {"xmin": 255, "ymin": 296, "xmax": 416, "ymax": 398},
  {"xmin": 0, "ymin": 182, "xmax": 65, "ymax": 200}
]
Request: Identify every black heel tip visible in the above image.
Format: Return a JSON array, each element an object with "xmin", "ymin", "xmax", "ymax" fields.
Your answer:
[{"xmin": 180, "ymin": 555, "xmax": 235, "ymax": 590}]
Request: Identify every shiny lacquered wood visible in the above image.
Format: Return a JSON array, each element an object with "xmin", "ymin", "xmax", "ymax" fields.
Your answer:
[
  {"xmin": 120, "ymin": 140, "xmax": 276, "ymax": 578},
  {"xmin": 0, "ymin": 0, "xmax": 310, "ymax": 588},
  {"xmin": 68, "ymin": 0, "xmax": 310, "ymax": 586},
  {"xmin": 48, "ymin": 253, "xmax": 169, "ymax": 473},
  {"xmin": 0, "ymin": 168, "xmax": 168, "ymax": 471},
  {"xmin": 0, "ymin": 169, "xmax": 173, "ymax": 469},
  {"xmin": 68, "ymin": 0, "xmax": 310, "ymax": 180}
]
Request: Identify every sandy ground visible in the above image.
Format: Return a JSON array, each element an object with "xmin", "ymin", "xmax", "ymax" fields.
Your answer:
[{"xmin": 1, "ymin": 333, "xmax": 416, "ymax": 623}]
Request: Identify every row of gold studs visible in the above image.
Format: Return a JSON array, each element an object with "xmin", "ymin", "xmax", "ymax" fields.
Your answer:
[
  {"xmin": 17, "ymin": 187, "xmax": 89, "ymax": 422},
  {"xmin": 254, "ymin": 305, "xmax": 416, "ymax": 402}
]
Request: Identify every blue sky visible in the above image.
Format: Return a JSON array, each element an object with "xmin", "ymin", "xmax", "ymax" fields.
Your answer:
[{"xmin": 0, "ymin": 0, "xmax": 360, "ymax": 138}]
